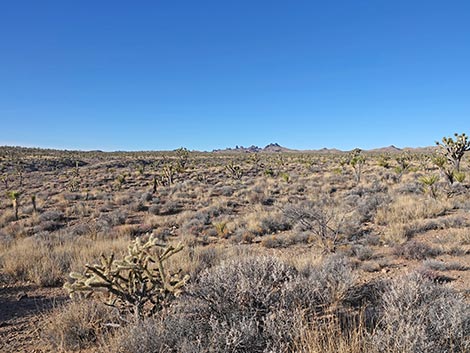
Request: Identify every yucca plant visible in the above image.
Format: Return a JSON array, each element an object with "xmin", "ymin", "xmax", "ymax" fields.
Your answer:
[
  {"xmin": 213, "ymin": 221, "xmax": 229, "ymax": 238},
  {"xmin": 419, "ymin": 175, "xmax": 439, "ymax": 198},
  {"xmin": 454, "ymin": 171, "xmax": 466, "ymax": 183},
  {"xmin": 378, "ymin": 154, "xmax": 391, "ymax": 169},
  {"xmin": 7, "ymin": 190, "xmax": 21, "ymax": 220},
  {"xmin": 432, "ymin": 154, "xmax": 455, "ymax": 185},
  {"xmin": 225, "ymin": 162, "xmax": 243, "ymax": 179},
  {"xmin": 115, "ymin": 174, "xmax": 126, "ymax": 190}
]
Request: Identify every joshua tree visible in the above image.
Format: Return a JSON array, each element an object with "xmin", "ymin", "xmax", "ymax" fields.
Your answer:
[
  {"xmin": 7, "ymin": 191, "xmax": 21, "ymax": 220},
  {"xmin": 14, "ymin": 161, "xmax": 24, "ymax": 187},
  {"xmin": 394, "ymin": 153, "xmax": 411, "ymax": 182},
  {"xmin": 349, "ymin": 148, "xmax": 365, "ymax": 184},
  {"xmin": 436, "ymin": 132, "xmax": 470, "ymax": 172},
  {"xmin": 31, "ymin": 194, "xmax": 37, "ymax": 214},
  {"xmin": 175, "ymin": 147, "xmax": 190, "ymax": 171},
  {"xmin": 162, "ymin": 164, "xmax": 175, "ymax": 185}
]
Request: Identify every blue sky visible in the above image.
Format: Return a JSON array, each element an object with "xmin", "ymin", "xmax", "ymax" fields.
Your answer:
[{"xmin": 1, "ymin": 1, "xmax": 469, "ymax": 151}]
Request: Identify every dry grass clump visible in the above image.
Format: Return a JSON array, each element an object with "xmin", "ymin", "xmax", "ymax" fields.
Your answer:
[
  {"xmin": 42, "ymin": 300, "xmax": 120, "ymax": 351},
  {"xmin": 375, "ymin": 195, "xmax": 451, "ymax": 226},
  {"xmin": 0, "ymin": 232, "xmax": 129, "ymax": 286},
  {"xmin": 294, "ymin": 314, "xmax": 370, "ymax": 353}
]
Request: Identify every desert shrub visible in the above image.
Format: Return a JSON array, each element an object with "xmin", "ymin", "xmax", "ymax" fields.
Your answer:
[
  {"xmin": 109, "ymin": 255, "xmax": 356, "ymax": 353},
  {"xmin": 261, "ymin": 234, "xmax": 287, "ymax": 248},
  {"xmin": 422, "ymin": 259, "xmax": 468, "ymax": 271},
  {"xmin": 372, "ymin": 272, "xmax": 470, "ymax": 353},
  {"xmin": 245, "ymin": 210, "xmax": 291, "ymax": 237},
  {"xmin": 393, "ymin": 241, "xmax": 441, "ymax": 260},
  {"xmin": 350, "ymin": 245, "xmax": 374, "ymax": 261},
  {"xmin": 43, "ymin": 300, "xmax": 120, "ymax": 351},
  {"xmin": 128, "ymin": 201, "xmax": 147, "ymax": 212},
  {"xmin": 140, "ymin": 192, "xmax": 153, "ymax": 203},
  {"xmin": 284, "ymin": 199, "xmax": 352, "ymax": 252},
  {"xmin": 39, "ymin": 210, "xmax": 65, "ymax": 222}
]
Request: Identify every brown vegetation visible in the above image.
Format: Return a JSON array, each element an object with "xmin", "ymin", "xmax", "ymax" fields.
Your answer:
[{"xmin": 0, "ymin": 145, "xmax": 469, "ymax": 352}]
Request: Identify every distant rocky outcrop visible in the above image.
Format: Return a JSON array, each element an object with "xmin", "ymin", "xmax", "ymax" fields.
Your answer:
[
  {"xmin": 368, "ymin": 145, "xmax": 402, "ymax": 154},
  {"xmin": 213, "ymin": 143, "xmax": 293, "ymax": 153}
]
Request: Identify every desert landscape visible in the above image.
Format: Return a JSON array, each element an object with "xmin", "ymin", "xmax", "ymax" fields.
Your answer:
[
  {"xmin": 2, "ymin": 2, "xmax": 470, "ymax": 351},
  {"xmin": 0, "ymin": 136, "xmax": 469, "ymax": 352}
]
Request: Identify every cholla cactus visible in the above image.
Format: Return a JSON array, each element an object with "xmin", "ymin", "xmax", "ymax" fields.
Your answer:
[{"xmin": 64, "ymin": 236, "xmax": 189, "ymax": 319}]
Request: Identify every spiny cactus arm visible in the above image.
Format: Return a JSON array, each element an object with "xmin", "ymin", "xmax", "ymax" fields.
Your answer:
[
  {"xmin": 85, "ymin": 265, "xmax": 132, "ymax": 299},
  {"xmin": 159, "ymin": 242, "xmax": 184, "ymax": 262}
]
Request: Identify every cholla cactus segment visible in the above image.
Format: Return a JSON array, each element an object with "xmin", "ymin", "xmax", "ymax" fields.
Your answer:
[{"xmin": 64, "ymin": 235, "xmax": 189, "ymax": 319}]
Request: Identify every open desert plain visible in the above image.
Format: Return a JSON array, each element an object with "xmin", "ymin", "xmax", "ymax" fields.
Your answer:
[
  {"xmin": 0, "ymin": 141, "xmax": 469, "ymax": 352},
  {"xmin": 2, "ymin": 1, "xmax": 470, "ymax": 352}
]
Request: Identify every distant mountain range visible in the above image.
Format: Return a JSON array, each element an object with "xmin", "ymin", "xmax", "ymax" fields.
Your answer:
[
  {"xmin": 212, "ymin": 143, "xmax": 437, "ymax": 154},
  {"xmin": 0, "ymin": 144, "xmax": 438, "ymax": 154}
]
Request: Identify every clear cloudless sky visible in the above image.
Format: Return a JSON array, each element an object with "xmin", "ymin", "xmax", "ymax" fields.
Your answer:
[{"xmin": 1, "ymin": 0, "xmax": 469, "ymax": 151}]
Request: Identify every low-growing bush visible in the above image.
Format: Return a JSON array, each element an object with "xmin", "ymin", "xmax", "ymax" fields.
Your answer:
[
  {"xmin": 373, "ymin": 272, "xmax": 470, "ymax": 353},
  {"xmin": 393, "ymin": 241, "xmax": 441, "ymax": 260},
  {"xmin": 108, "ymin": 255, "xmax": 356, "ymax": 353}
]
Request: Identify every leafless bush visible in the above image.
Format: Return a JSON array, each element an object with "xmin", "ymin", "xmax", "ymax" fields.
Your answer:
[
  {"xmin": 372, "ymin": 272, "xmax": 470, "ymax": 353},
  {"xmin": 108, "ymin": 255, "xmax": 356, "ymax": 353},
  {"xmin": 284, "ymin": 199, "xmax": 349, "ymax": 252}
]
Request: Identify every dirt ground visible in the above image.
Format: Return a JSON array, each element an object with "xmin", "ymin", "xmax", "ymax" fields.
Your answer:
[{"xmin": 0, "ymin": 284, "xmax": 67, "ymax": 353}]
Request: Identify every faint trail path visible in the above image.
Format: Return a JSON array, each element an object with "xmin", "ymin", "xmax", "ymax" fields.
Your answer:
[{"xmin": 0, "ymin": 283, "xmax": 66, "ymax": 353}]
